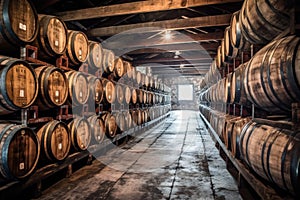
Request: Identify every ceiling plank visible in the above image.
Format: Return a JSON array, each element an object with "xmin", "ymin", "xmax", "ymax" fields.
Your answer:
[
  {"xmin": 103, "ymin": 31, "xmax": 223, "ymax": 49},
  {"xmin": 137, "ymin": 63, "xmax": 211, "ymax": 68},
  {"xmin": 127, "ymin": 48, "xmax": 216, "ymax": 55},
  {"xmin": 133, "ymin": 57, "xmax": 212, "ymax": 64},
  {"xmin": 87, "ymin": 14, "xmax": 231, "ymax": 37},
  {"xmin": 56, "ymin": 0, "xmax": 242, "ymax": 21}
]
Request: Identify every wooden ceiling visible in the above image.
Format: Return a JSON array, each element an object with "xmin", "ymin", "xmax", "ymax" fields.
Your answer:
[{"xmin": 33, "ymin": 0, "xmax": 244, "ymax": 78}]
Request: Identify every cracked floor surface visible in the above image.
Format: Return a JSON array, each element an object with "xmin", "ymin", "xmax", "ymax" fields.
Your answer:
[{"xmin": 36, "ymin": 110, "xmax": 241, "ymax": 200}]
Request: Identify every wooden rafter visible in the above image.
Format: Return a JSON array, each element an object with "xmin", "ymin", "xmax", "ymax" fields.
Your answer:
[
  {"xmin": 56, "ymin": 0, "xmax": 242, "ymax": 21},
  {"xmin": 87, "ymin": 14, "xmax": 232, "ymax": 37}
]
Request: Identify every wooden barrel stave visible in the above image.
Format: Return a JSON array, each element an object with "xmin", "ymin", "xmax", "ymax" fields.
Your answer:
[
  {"xmin": 87, "ymin": 75, "xmax": 103, "ymax": 104},
  {"xmin": 37, "ymin": 120, "xmax": 70, "ymax": 162},
  {"xmin": 66, "ymin": 30, "xmax": 89, "ymax": 67},
  {"xmin": 101, "ymin": 112, "xmax": 117, "ymax": 138},
  {"xmin": 0, "ymin": 124, "xmax": 40, "ymax": 180},
  {"xmin": 87, "ymin": 115, "xmax": 105, "ymax": 144},
  {"xmin": 87, "ymin": 40, "xmax": 103, "ymax": 71},
  {"xmin": 0, "ymin": 0, "xmax": 38, "ymax": 52},
  {"xmin": 115, "ymin": 84, "xmax": 124, "ymax": 104},
  {"xmin": 113, "ymin": 57, "xmax": 125, "ymax": 80},
  {"xmin": 65, "ymin": 71, "xmax": 89, "ymax": 106},
  {"xmin": 34, "ymin": 15, "xmax": 68, "ymax": 60},
  {"xmin": 35, "ymin": 65, "xmax": 68, "ymax": 109},
  {"xmin": 0, "ymin": 56, "xmax": 38, "ymax": 114},
  {"xmin": 239, "ymin": 121, "xmax": 300, "ymax": 195},
  {"xmin": 68, "ymin": 117, "xmax": 91, "ymax": 151},
  {"xmin": 102, "ymin": 49, "xmax": 115, "ymax": 74},
  {"xmin": 102, "ymin": 78, "xmax": 116, "ymax": 104}
]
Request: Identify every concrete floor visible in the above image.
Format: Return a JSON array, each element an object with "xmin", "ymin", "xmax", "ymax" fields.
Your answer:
[{"xmin": 37, "ymin": 110, "xmax": 241, "ymax": 200}]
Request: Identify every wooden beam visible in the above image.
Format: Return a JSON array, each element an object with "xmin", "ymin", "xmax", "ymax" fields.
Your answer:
[
  {"xmin": 56, "ymin": 0, "xmax": 242, "ymax": 21},
  {"xmin": 138, "ymin": 63, "xmax": 211, "ymax": 68},
  {"xmin": 87, "ymin": 14, "xmax": 232, "ymax": 37},
  {"xmin": 133, "ymin": 57, "xmax": 212, "ymax": 65},
  {"xmin": 103, "ymin": 31, "xmax": 223, "ymax": 49},
  {"xmin": 113, "ymin": 43, "xmax": 219, "ymax": 57},
  {"xmin": 127, "ymin": 48, "xmax": 216, "ymax": 55}
]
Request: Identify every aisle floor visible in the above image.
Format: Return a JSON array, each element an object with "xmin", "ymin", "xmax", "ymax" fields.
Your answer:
[{"xmin": 37, "ymin": 110, "xmax": 241, "ymax": 200}]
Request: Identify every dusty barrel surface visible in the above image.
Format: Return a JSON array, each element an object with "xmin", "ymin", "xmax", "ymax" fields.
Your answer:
[
  {"xmin": 224, "ymin": 26, "xmax": 238, "ymax": 59},
  {"xmin": 113, "ymin": 57, "xmax": 125, "ymax": 80},
  {"xmin": 101, "ymin": 112, "xmax": 117, "ymax": 138},
  {"xmin": 87, "ymin": 75, "xmax": 103, "ymax": 104},
  {"xmin": 87, "ymin": 115, "xmax": 105, "ymax": 144},
  {"xmin": 0, "ymin": 0, "xmax": 38, "ymax": 51},
  {"xmin": 35, "ymin": 65, "xmax": 68, "ymax": 109},
  {"xmin": 239, "ymin": 0, "xmax": 292, "ymax": 45},
  {"xmin": 0, "ymin": 124, "xmax": 40, "ymax": 180},
  {"xmin": 101, "ymin": 78, "xmax": 116, "ymax": 104},
  {"xmin": 239, "ymin": 121, "xmax": 300, "ymax": 195},
  {"xmin": 230, "ymin": 62, "xmax": 249, "ymax": 105},
  {"xmin": 68, "ymin": 117, "xmax": 91, "ymax": 151},
  {"xmin": 34, "ymin": 15, "xmax": 68, "ymax": 59},
  {"xmin": 229, "ymin": 11, "xmax": 249, "ymax": 50},
  {"xmin": 66, "ymin": 30, "xmax": 89, "ymax": 66},
  {"xmin": 102, "ymin": 49, "xmax": 115, "ymax": 74},
  {"xmin": 37, "ymin": 120, "xmax": 70, "ymax": 162},
  {"xmin": 87, "ymin": 40, "xmax": 103, "ymax": 71},
  {"xmin": 244, "ymin": 36, "xmax": 300, "ymax": 113},
  {"xmin": 65, "ymin": 71, "xmax": 89, "ymax": 106},
  {"xmin": 124, "ymin": 86, "xmax": 132, "ymax": 105},
  {"xmin": 115, "ymin": 84, "xmax": 124, "ymax": 104},
  {"xmin": 0, "ymin": 56, "xmax": 38, "ymax": 114}
]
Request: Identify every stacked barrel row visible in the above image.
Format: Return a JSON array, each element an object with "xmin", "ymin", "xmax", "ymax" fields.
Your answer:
[
  {"xmin": 200, "ymin": 105, "xmax": 300, "ymax": 197},
  {"xmin": 200, "ymin": 35, "xmax": 300, "ymax": 114},
  {"xmin": 0, "ymin": 0, "xmax": 171, "ymax": 182},
  {"xmin": 215, "ymin": 0, "xmax": 293, "ymax": 69}
]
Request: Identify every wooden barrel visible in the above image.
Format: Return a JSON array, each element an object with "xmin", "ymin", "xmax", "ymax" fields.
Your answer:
[
  {"xmin": 240, "ymin": 121, "xmax": 300, "ymax": 195},
  {"xmin": 0, "ymin": 56, "xmax": 38, "ymax": 114},
  {"xmin": 66, "ymin": 30, "xmax": 89, "ymax": 66},
  {"xmin": 148, "ymin": 92, "xmax": 153, "ymax": 105},
  {"xmin": 116, "ymin": 84, "xmax": 124, "ymax": 104},
  {"xmin": 124, "ymin": 111, "xmax": 132, "ymax": 130},
  {"xmin": 35, "ymin": 66, "xmax": 68, "ymax": 109},
  {"xmin": 0, "ymin": 124, "xmax": 39, "ymax": 180},
  {"xmin": 115, "ymin": 112, "xmax": 126, "ymax": 133},
  {"xmin": 239, "ymin": 0, "xmax": 292, "ymax": 45},
  {"xmin": 137, "ymin": 109, "xmax": 143, "ymax": 125},
  {"xmin": 143, "ymin": 91, "xmax": 148, "ymax": 105},
  {"xmin": 137, "ymin": 89, "xmax": 144, "ymax": 104},
  {"xmin": 131, "ymin": 88, "xmax": 137, "ymax": 104},
  {"xmin": 131, "ymin": 67, "xmax": 137, "ymax": 83},
  {"xmin": 124, "ymin": 86, "xmax": 131, "ymax": 105},
  {"xmin": 221, "ymin": 39, "xmax": 231, "ymax": 64},
  {"xmin": 87, "ymin": 115, "xmax": 105, "ymax": 144},
  {"xmin": 224, "ymin": 26, "xmax": 238, "ymax": 59},
  {"xmin": 229, "ymin": 11, "xmax": 250, "ymax": 50},
  {"xmin": 101, "ymin": 78, "xmax": 116, "ymax": 104},
  {"xmin": 87, "ymin": 75, "xmax": 103, "ymax": 104},
  {"xmin": 123, "ymin": 61, "xmax": 133, "ymax": 79},
  {"xmin": 0, "ymin": 0, "xmax": 38, "ymax": 52},
  {"xmin": 37, "ymin": 120, "xmax": 70, "ymax": 162},
  {"xmin": 34, "ymin": 15, "xmax": 68, "ymax": 60},
  {"xmin": 136, "ymin": 71, "xmax": 142, "ymax": 85},
  {"xmin": 216, "ymin": 46, "xmax": 222, "ymax": 69},
  {"xmin": 68, "ymin": 117, "xmax": 91, "ymax": 151},
  {"xmin": 244, "ymin": 36, "xmax": 300, "ymax": 113},
  {"xmin": 87, "ymin": 41, "xmax": 103, "ymax": 71},
  {"xmin": 204, "ymin": 60, "xmax": 221, "ymax": 87},
  {"xmin": 130, "ymin": 110, "xmax": 138, "ymax": 127},
  {"xmin": 100, "ymin": 112, "xmax": 117, "ymax": 138},
  {"xmin": 144, "ymin": 75, "xmax": 150, "ymax": 88},
  {"xmin": 230, "ymin": 117, "xmax": 251, "ymax": 159},
  {"xmin": 230, "ymin": 62, "xmax": 249, "ymax": 105},
  {"xmin": 65, "ymin": 71, "xmax": 89, "ymax": 106},
  {"xmin": 113, "ymin": 57, "xmax": 125, "ymax": 80},
  {"xmin": 102, "ymin": 49, "xmax": 115, "ymax": 74}
]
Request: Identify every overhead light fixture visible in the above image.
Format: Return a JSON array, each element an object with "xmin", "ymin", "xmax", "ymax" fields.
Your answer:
[{"xmin": 180, "ymin": 64, "xmax": 184, "ymax": 68}]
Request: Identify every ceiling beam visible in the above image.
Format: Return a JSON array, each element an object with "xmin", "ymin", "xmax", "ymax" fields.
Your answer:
[
  {"xmin": 127, "ymin": 48, "xmax": 216, "ymax": 55},
  {"xmin": 133, "ymin": 57, "xmax": 212, "ymax": 65},
  {"xmin": 56, "ymin": 0, "xmax": 242, "ymax": 21},
  {"xmin": 137, "ymin": 63, "xmax": 211, "ymax": 68},
  {"xmin": 103, "ymin": 31, "xmax": 223, "ymax": 49},
  {"xmin": 87, "ymin": 14, "xmax": 231, "ymax": 37},
  {"xmin": 113, "ymin": 42, "xmax": 219, "ymax": 57}
]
